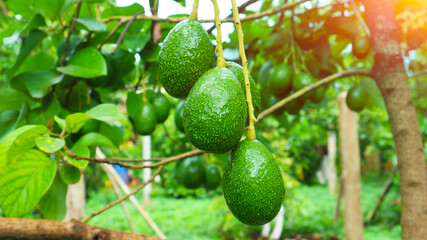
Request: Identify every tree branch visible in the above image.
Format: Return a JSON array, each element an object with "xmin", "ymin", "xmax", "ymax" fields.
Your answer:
[
  {"xmin": 102, "ymin": 0, "xmax": 310, "ymax": 23},
  {"xmin": 257, "ymin": 68, "xmax": 371, "ymax": 121},
  {"xmin": 0, "ymin": 218, "xmax": 160, "ymax": 240},
  {"xmin": 112, "ymin": 10, "xmax": 145, "ymax": 55},
  {"xmin": 81, "ymin": 165, "xmax": 165, "ymax": 223},
  {"xmin": 98, "ymin": 20, "xmax": 126, "ymax": 50},
  {"xmin": 59, "ymin": 0, "xmax": 82, "ymax": 66}
]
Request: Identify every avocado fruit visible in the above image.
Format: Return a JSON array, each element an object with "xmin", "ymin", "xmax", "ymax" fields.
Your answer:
[
  {"xmin": 270, "ymin": 64, "xmax": 293, "ymax": 99},
  {"xmin": 205, "ymin": 164, "xmax": 221, "ymax": 190},
  {"xmin": 151, "ymin": 92, "xmax": 170, "ymax": 123},
  {"xmin": 179, "ymin": 156, "xmax": 206, "ymax": 189},
  {"xmin": 309, "ymin": 86, "xmax": 326, "ymax": 104},
  {"xmin": 183, "ymin": 67, "xmax": 247, "ymax": 154},
  {"xmin": 293, "ymin": 72, "xmax": 316, "ymax": 100},
  {"xmin": 227, "ymin": 62, "xmax": 261, "ymax": 119},
  {"xmin": 174, "ymin": 101, "xmax": 185, "ymax": 133},
  {"xmin": 352, "ymin": 36, "xmax": 370, "ymax": 59},
  {"xmin": 134, "ymin": 102, "xmax": 157, "ymax": 135},
  {"xmin": 346, "ymin": 84, "xmax": 367, "ymax": 112},
  {"xmin": 284, "ymin": 97, "xmax": 305, "ymax": 115},
  {"xmin": 223, "ymin": 139, "xmax": 285, "ymax": 225},
  {"xmin": 157, "ymin": 20, "xmax": 215, "ymax": 99}
]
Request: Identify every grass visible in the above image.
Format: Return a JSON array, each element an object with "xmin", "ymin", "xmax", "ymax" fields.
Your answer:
[{"xmin": 85, "ymin": 174, "xmax": 401, "ymax": 239}]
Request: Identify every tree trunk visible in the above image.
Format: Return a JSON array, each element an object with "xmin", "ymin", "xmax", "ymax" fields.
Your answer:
[
  {"xmin": 327, "ymin": 132, "xmax": 338, "ymax": 194},
  {"xmin": 0, "ymin": 218, "xmax": 159, "ymax": 240},
  {"xmin": 338, "ymin": 92, "xmax": 363, "ymax": 240},
  {"xmin": 142, "ymin": 135, "xmax": 152, "ymax": 206},
  {"xmin": 64, "ymin": 173, "xmax": 85, "ymax": 221},
  {"xmin": 361, "ymin": 1, "xmax": 427, "ymax": 239}
]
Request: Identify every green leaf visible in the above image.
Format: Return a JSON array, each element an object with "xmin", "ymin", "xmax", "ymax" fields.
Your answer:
[
  {"xmin": 76, "ymin": 17, "xmax": 107, "ymax": 32},
  {"xmin": 65, "ymin": 113, "xmax": 93, "ymax": 133},
  {"xmin": 12, "ymin": 71, "xmax": 61, "ymax": 98},
  {"xmin": 360, "ymin": 77, "xmax": 386, "ymax": 109},
  {"xmin": 21, "ymin": 13, "xmax": 46, "ymax": 34},
  {"xmin": 5, "ymin": 29, "xmax": 47, "ymax": 81},
  {"xmin": 33, "ymin": 0, "xmax": 66, "ymax": 20},
  {"xmin": 36, "ymin": 134, "xmax": 65, "ymax": 153},
  {"xmin": 6, "ymin": 0, "xmax": 35, "ymax": 19},
  {"xmin": 99, "ymin": 122, "xmax": 124, "ymax": 148},
  {"xmin": 16, "ymin": 51, "xmax": 55, "ymax": 75},
  {"xmin": 0, "ymin": 149, "xmax": 56, "ymax": 217},
  {"xmin": 41, "ymin": 95, "xmax": 61, "ymax": 121},
  {"xmin": 63, "ymin": 144, "xmax": 90, "ymax": 168},
  {"xmin": 0, "ymin": 88, "xmax": 27, "ymax": 112},
  {"xmin": 39, "ymin": 174, "xmax": 67, "ymax": 220},
  {"xmin": 59, "ymin": 164, "xmax": 81, "ymax": 184},
  {"xmin": 124, "ymin": 34, "xmax": 151, "ymax": 52},
  {"xmin": 7, "ymin": 125, "xmax": 50, "ymax": 163},
  {"xmin": 85, "ymin": 103, "xmax": 123, "ymax": 122},
  {"xmin": 75, "ymin": 132, "xmax": 115, "ymax": 148},
  {"xmin": 54, "ymin": 116, "xmax": 66, "ymax": 130},
  {"xmin": 0, "ymin": 125, "xmax": 35, "ymax": 169},
  {"xmin": 56, "ymin": 35, "xmax": 84, "ymax": 61},
  {"xmin": 126, "ymin": 92, "xmax": 143, "ymax": 119},
  {"xmin": 0, "ymin": 102, "xmax": 28, "ymax": 142},
  {"xmin": 57, "ymin": 47, "xmax": 107, "ymax": 78}
]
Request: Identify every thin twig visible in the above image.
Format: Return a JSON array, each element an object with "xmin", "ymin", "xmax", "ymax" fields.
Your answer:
[
  {"xmin": 350, "ymin": 0, "xmax": 371, "ymax": 37},
  {"xmin": 207, "ymin": 0, "xmax": 258, "ymax": 34},
  {"xmin": 81, "ymin": 165, "xmax": 165, "ymax": 223},
  {"xmin": 410, "ymin": 70, "xmax": 427, "ymax": 78},
  {"xmin": 257, "ymin": 68, "xmax": 371, "ymax": 121},
  {"xmin": 102, "ymin": 0, "xmax": 310, "ymax": 23},
  {"xmin": 98, "ymin": 20, "xmax": 126, "ymax": 50},
  {"xmin": 112, "ymin": 10, "xmax": 144, "ymax": 55},
  {"xmin": 59, "ymin": 0, "xmax": 83, "ymax": 66}
]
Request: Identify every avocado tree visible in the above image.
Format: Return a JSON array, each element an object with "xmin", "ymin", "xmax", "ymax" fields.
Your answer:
[{"xmin": 0, "ymin": 0, "xmax": 426, "ymax": 239}]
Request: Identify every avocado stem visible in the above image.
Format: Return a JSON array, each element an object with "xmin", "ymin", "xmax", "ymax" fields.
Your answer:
[
  {"xmin": 230, "ymin": 0, "xmax": 256, "ymax": 140},
  {"xmin": 141, "ymin": 68, "xmax": 148, "ymax": 103},
  {"xmin": 189, "ymin": 0, "xmax": 199, "ymax": 21},
  {"xmin": 212, "ymin": 0, "xmax": 229, "ymax": 68}
]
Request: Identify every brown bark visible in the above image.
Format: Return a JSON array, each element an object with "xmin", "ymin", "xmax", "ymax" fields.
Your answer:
[
  {"xmin": 0, "ymin": 217, "xmax": 160, "ymax": 240},
  {"xmin": 361, "ymin": 1, "xmax": 427, "ymax": 239},
  {"xmin": 338, "ymin": 92, "xmax": 363, "ymax": 240}
]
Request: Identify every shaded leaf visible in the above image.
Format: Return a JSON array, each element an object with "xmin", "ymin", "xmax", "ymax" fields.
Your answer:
[
  {"xmin": 76, "ymin": 17, "xmax": 107, "ymax": 32},
  {"xmin": 59, "ymin": 164, "xmax": 81, "ymax": 184},
  {"xmin": 65, "ymin": 113, "xmax": 93, "ymax": 133},
  {"xmin": 57, "ymin": 47, "xmax": 107, "ymax": 78},
  {"xmin": 39, "ymin": 174, "xmax": 67, "ymax": 220},
  {"xmin": 124, "ymin": 34, "xmax": 151, "ymax": 52},
  {"xmin": 85, "ymin": 103, "xmax": 123, "ymax": 122}
]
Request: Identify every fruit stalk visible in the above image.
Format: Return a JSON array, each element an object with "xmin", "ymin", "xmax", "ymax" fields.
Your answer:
[
  {"xmin": 230, "ymin": 0, "xmax": 256, "ymax": 140},
  {"xmin": 189, "ymin": 0, "xmax": 200, "ymax": 20},
  {"xmin": 212, "ymin": 0, "xmax": 228, "ymax": 68}
]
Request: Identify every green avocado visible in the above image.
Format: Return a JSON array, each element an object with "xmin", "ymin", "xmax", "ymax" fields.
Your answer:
[
  {"xmin": 309, "ymin": 86, "xmax": 326, "ymax": 104},
  {"xmin": 227, "ymin": 62, "xmax": 261, "ymax": 119},
  {"xmin": 223, "ymin": 139, "xmax": 285, "ymax": 225},
  {"xmin": 179, "ymin": 156, "xmax": 206, "ymax": 189},
  {"xmin": 174, "ymin": 101, "xmax": 185, "ymax": 133},
  {"xmin": 157, "ymin": 20, "xmax": 215, "ymax": 99},
  {"xmin": 205, "ymin": 164, "xmax": 221, "ymax": 190},
  {"xmin": 183, "ymin": 67, "xmax": 247, "ymax": 154},
  {"xmin": 151, "ymin": 92, "xmax": 170, "ymax": 123},
  {"xmin": 284, "ymin": 97, "xmax": 305, "ymax": 115},
  {"xmin": 270, "ymin": 64, "xmax": 293, "ymax": 99},
  {"xmin": 346, "ymin": 84, "xmax": 367, "ymax": 112},
  {"xmin": 134, "ymin": 102, "xmax": 157, "ymax": 135},
  {"xmin": 293, "ymin": 72, "xmax": 316, "ymax": 100}
]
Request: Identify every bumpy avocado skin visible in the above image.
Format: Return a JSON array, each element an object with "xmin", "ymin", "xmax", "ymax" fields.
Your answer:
[
  {"xmin": 183, "ymin": 67, "xmax": 247, "ymax": 154},
  {"xmin": 134, "ymin": 102, "xmax": 157, "ymax": 136},
  {"xmin": 158, "ymin": 20, "xmax": 215, "ymax": 99},
  {"xmin": 223, "ymin": 139, "xmax": 285, "ymax": 226},
  {"xmin": 151, "ymin": 92, "xmax": 171, "ymax": 123},
  {"xmin": 179, "ymin": 156, "xmax": 206, "ymax": 189},
  {"xmin": 205, "ymin": 164, "xmax": 221, "ymax": 190},
  {"xmin": 174, "ymin": 101, "xmax": 185, "ymax": 133},
  {"xmin": 227, "ymin": 62, "xmax": 261, "ymax": 119}
]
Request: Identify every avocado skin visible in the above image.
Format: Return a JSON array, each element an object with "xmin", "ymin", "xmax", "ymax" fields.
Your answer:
[
  {"xmin": 223, "ymin": 139, "xmax": 285, "ymax": 226},
  {"xmin": 227, "ymin": 62, "xmax": 261, "ymax": 119},
  {"xmin": 174, "ymin": 101, "xmax": 185, "ymax": 133},
  {"xmin": 158, "ymin": 20, "xmax": 215, "ymax": 99},
  {"xmin": 270, "ymin": 64, "xmax": 293, "ymax": 99},
  {"xmin": 134, "ymin": 102, "xmax": 157, "ymax": 136},
  {"xmin": 183, "ymin": 67, "xmax": 247, "ymax": 154},
  {"xmin": 293, "ymin": 72, "xmax": 316, "ymax": 100},
  {"xmin": 205, "ymin": 164, "xmax": 221, "ymax": 190},
  {"xmin": 346, "ymin": 84, "xmax": 367, "ymax": 112},
  {"xmin": 151, "ymin": 92, "xmax": 171, "ymax": 123},
  {"xmin": 179, "ymin": 156, "xmax": 206, "ymax": 189}
]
